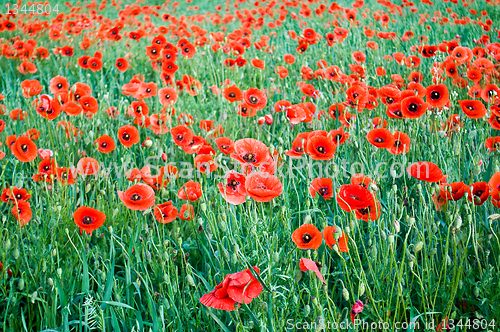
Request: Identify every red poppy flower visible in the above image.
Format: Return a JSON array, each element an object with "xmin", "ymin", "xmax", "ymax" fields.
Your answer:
[
  {"xmin": 299, "ymin": 258, "xmax": 326, "ymax": 284},
  {"xmin": 117, "ymin": 125, "xmax": 140, "ymax": 148},
  {"xmin": 178, "ymin": 181, "xmax": 203, "ymax": 201},
  {"xmin": 426, "ymin": 84, "xmax": 449, "ymax": 108},
  {"xmin": 458, "ymin": 100, "xmax": 487, "ymax": 119},
  {"xmin": 78, "ymin": 56, "xmax": 90, "ymax": 69},
  {"xmin": 485, "ymin": 137, "xmax": 500, "ymax": 152},
  {"xmin": 49, "ymin": 76, "xmax": 69, "ymax": 94},
  {"xmin": 225, "ymin": 267, "xmax": 263, "ymax": 304},
  {"xmin": 337, "ymin": 184, "xmax": 373, "ymax": 212},
  {"xmin": 20, "ymin": 79, "xmax": 42, "ymax": 98},
  {"xmin": 115, "ymin": 57, "xmax": 129, "ymax": 72},
  {"xmin": 407, "ymin": 162, "xmax": 446, "ymax": 183},
  {"xmin": 481, "ymin": 84, "xmax": 499, "ymax": 104},
  {"xmin": 306, "ymin": 135, "xmax": 336, "ymax": 160},
  {"xmin": 153, "ymin": 201, "xmax": 178, "ymax": 223},
  {"xmin": 170, "ymin": 125, "xmax": 194, "ymax": 147},
  {"xmin": 200, "ymin": 276, "xmax": 237, "ymax": 311},
  {"xmin": 73, "ymin": 206, "xmax": 106, "ymax": 234},
  {"xmin": 244, "ymin": 173, "xmax": 282, "ymax": 202},
  {"xmin": 57, "ymin": 167, "xmax": 77, "ymax": 185},
  {"xmin": 309, "ymin": 178, "xmax": 333, "ymax": 200},
  {"xmin": 355, "ymin": 198, "xmax": 381, "ymax": 221},
  {"xmin": 12, "ymin": 200, "xmax": 32, "ymax": 227},
  {"xmin": 291, "ymin": 224, "xmax": 323, "ymax": 249},
  {"xmin": 1, "ymin": 186, "xmax": 31, "ymax": 203},
  {"xmin": 243, "ymin": 88, "xmax": 267, "ymax": 110},
  {"xmin": 323, "ymin": 226, "xmax": 348, "ymax": 252},
  {"xmin": 178, "ymin": 203, "xmax": 194, "ymax": 221},
  {"xmin": 366, "ymin": 128, "xmax": 395, "ymax": 149},
  {"xmin": 77, "ymin": 157, "xmax": 100, "ymax": 176},
  {"xmin": 215, "ymin": 137, "xmax": 235, "ymax": 154},
  {"xmin": 231, "ymin": 138, "xmax": 269, "ymax": 167},
  {"xmin": 389, "ymin": 131, "xmax": 411, "ymax": 155},
  {"xmin": 158, "ymin": 87, "xmax": 178, "ymax": 106},
  {"xmin": 88, "ymin": 57, "xmax": 103, "ymax": 72},
  {"xmin": 194, "ymin": 154, "xmax": 217, "ymax": 174},
  {"xmin": 223, "ymin": 85, "xmax": 243, "ymax": 102},
  {"xmin": 94, "ymin": 135, "xmax": 115, "ymax": 153},
  {"xmin": 217, "ymin": 171, "xmax": 247, "ymax": 205},
  {"xmin": 378, "ymin": 85, "xmax": 401, "ymax": 106},
  {"xmin": 12, "ymin": 136, "xmax": 37, "ymax": 162},
  {"xmin": 489, "ymin": 172, "xmax": 500, "ymax": 193},
  {"xmin": 401, "ymin": 96, "xmax": 428, "ymax": 119},
  {"xmin": 467, "ymin": 182, "xmax": 490, "ymax": 205},
  {"xmin": 440, "ymin": 182, "xmax": 467, "ymax": 201},
  {"xmin": 118, "ymin": 183, "xmax": 156, "ymax": 210}
]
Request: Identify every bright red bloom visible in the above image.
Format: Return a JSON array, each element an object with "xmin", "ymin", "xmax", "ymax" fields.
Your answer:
[
  {"xmin": 291, "ymin": 224, "xmax": 323, "ymax": 249},
  {"xmin": 309, "ymin": 178, "xmax": 333, "ymax": 200},
  {"xmin": 118, "ymin": 184, "xmax": 156, "ymax": 210},
  {"xmin": 407, "ymin": 162, "xmax": 446, "ymax": 183},
  {"xmin": 73, "ymin": 206, "xmax": 106, "ymax": 234},
  {"xmin": 178, "ymin": 181, "xmax": 203, "ymax": 201},
  {"xmin": 245, "ymin": 173, "xmax": 282, "ymax": 202},
  {"xmin": 153, "ymin": 201, "xmax": 178, "ymax": 223}
]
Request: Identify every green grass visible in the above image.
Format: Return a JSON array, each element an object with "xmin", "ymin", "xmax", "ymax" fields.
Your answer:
[{"xmin": 1, "ymin": 0, "xmax": 500, "ymax": 331}]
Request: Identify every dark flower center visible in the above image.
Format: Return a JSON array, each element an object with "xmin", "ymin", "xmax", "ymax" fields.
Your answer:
[
  {"xmin": 57, "ymin": 83, "xmax": 63, "ymax": 89},
  {"xmin": 61, "ymin": 172, "xmax": 68, "ymax": 179},
  {"xmin": 394, "ymin": 140, "xmax": 402, "ymax": 147},
  {"xmin": 21, "ymin": 144, "xmax": 28, "ymax": 152},
  {"xmin": 16, "ymin": 194, "xmax": 22, "ymax": 199},
  {"xmin": 227, "ymin": 179, "xmax": 239, "ymax": 190},
  {"xmin": 43, "ymin": 165, "xmax": 50, "ymax": 171},
  {"xmin": 123, "ymin": 133, "xmax": 130, "ymax": 140},
  {"xmin": 375, "ymin": 137, "xmax": 383, "ymax": 143},
  {"xmin": 317, "ymin": 146, "xmax": 325, "ymax": 153},
  {"xmin": 131, "ymin": 193, "xmax": 141, "ymax": 201},
  {"xmin": 242, "ymin": 153, "xmax": 256, "ymax": 163},
  {"xmin": 249, "ymin": 96, "xmax": 258, "ymax": 104},
  {"xmin": 295, "ymin": 146, "xmax": 304, "ymax": 153},
  {"xmin": 319, "ymin": 187, "xmax": 328, "ymax": 196},
  {"xmin": 430, "ymin": 91, "xmax": 440, "ymax": 100},
  {"xmin": 101, "ymin": 142, "xmax": 108, "ymax": 148},
  {"xmin": 82, "ymin": 216, "xmax": 93, "ymax": 225},
  {"xmin": 146, "ymin": 88, "xmax": 151, "ymax": 93},
  {"xmin": 176, "ymin": 134, "xmax": 184, "ymax": 141},
  {"xmin": 229, "ymin": 92, "xmax": 236, "ymax": 98},
  {"xmin": 302, "ymin": 233, "xmax": 312, "ymax": 243},
  {"xmin": 408, "ymin": 103, "xmax": 418, "ymax": 112},
  {"xmin": 386, "ymin": 97, "xmax": 394, "ymax": 104}
]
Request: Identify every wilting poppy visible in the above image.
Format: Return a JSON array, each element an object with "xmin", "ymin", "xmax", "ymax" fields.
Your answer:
[
  {"xmin": 407, "ymin": 161, "xmax": 445, "ymax": 183},
  {"xmin": 179, "ymin": 203, "xmax": 194, "ymax": 221},
  {"xmin": 245, "ymin": 173, "xmax": 282, "ymax": 202},
  {"xmin": 366, "ymin": 128, "xmax": 395, "ymax": 149},
  {"xmin": 12, "ymin": 136, "xmax": 37, "ymax": 162},
  {"xmin": 323, "ymin": 226, "xmax": 348, "ymax": 252},
  {"xmin": 118, "ymin": 183, "xmax": 156, "ymax": 210},
  {"xmin": 153, "ymin": 201, "xmax": 178, "ymax": 223},
  {"xmin": 426, "ymin": 84, "xmax": 449, "ymax": 108},
  {"xmin": 178, "ymin": 181, "xmax": 203, "ymax": 201},
  {"xmin": 337, "ymin": 184, "xmax": 373, "ymax": 212},
  {"xmin": 291, "ymin": 223, "xmax": 323, "ymax": 249},
  {"xmin": 299, "ymin": 258, "xmax": 326, "ymax": 284},
  {"xmin": 95, "ymin": 135, "xmax": 116, "ymax": 153},
  {"xmin": 73, "ymin": 206, "xmax": 106, "ymax": 234},
  {"xmin": 309, "ymin": 178, "xmax": 333, "ymax": 200}
]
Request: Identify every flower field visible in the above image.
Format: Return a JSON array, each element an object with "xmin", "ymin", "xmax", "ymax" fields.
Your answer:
[{"xmin": 1, "ymin": 0, "xmax": 500, "ymax": 330}]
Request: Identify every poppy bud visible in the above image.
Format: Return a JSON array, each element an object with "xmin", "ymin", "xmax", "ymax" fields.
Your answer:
[
  {"xmin": 344, "ymin": 226, "xmax": 351, "ymax": 234},
  {"xmin": 446, "ymin": 255, "xmax": 452, "ymax": 266},
  {"xmin": 294, "ymin": 270, "xmax": 303, "ymax": 283},
  {"xmin": 57, "ymin": 268, "xmax": 62, "ymax": 278},
  {"xmin": 186, "ymin": 275, "xmax": 195, "ymax": 287},
  {"xmin": 430, "ymin": 248, "xmax": 437, "ymax": 256},
  {"xmin": 473, "ymin": 165, "xmax": 481, "ymax": 175},
  {"xmin": 31, "ymin": 291, "xmax": 38, "ymax": 304},
  {"xmin": 161, "ymin": 152, "xmax": 167, "ymax": 162},
  {"xmin": 273, "ymin": 252, "xmax": 279, "ymax": 263},
  {"xmin": 3, "ymin": 239, "xmax": 11, "ymax": 251},
  {"xmin": 455, "ymin": 215, "xmax": 463, "ymax": 229},
  {"xmin": 380, "ymin": 231, "xmax": 387, "ymax": 241},
  {"xmin": 388, "ymin": 234, "xmax": 394, "ymax": 246},
  {"xmin": 342, "ymin": 288, "xmax": 349, "ymax": 301},
  {"xmin": 332, "ymin": 244, "xmax": 339, "ymax": 254},
  {"xmin": 218, "ymin": 220, "xmax": 227, "ymax": 232},
  {"xmin": 258, "ymin": 117, "xmax": 265, "ymax": 125},
  {"xmin": 413, "ymin": 241, "xmax": 423, "ymax": 253},
  {"xmin": 488, "ymin": 214, "xmax": 500, "ymax": 221},
  {"xmin": 494, "ymin": 165, "xmax": 500, "ymax": 173},
  {"xmin": 143, "ymin": 139, "xmax": 153, "ymax": 148},
  {"xmin": 358, "ymin": 282, "xmax": 365, "ymax": 297},
  {"xmin": 47, "ymin": 277, "xmax": 54, "ymax": 286},
  {"xmin": 474, "ymin": 287, "xmax": 480, "ymax": 297},
  {"xmin": 12, "ymin": 249, "xmax": 19, "ymax": 260},
  {"xmin": 42, "ymin": 260, "xmax": 47, "ymax": 272},
  {"xmin": 303, "ymin": 304, "xmax": 310, "ymax": 317},
  {"xmin": 303, "ymin": 215, "xmax": 312, "ymax": 224},
  {"xmin": 18, "ymin": 278, "xmax": 25, "ymax": 291},
  {"xmin": 392, "ymin": 184, "xmax": 397, "ymax": 193},
  {"xmin": 248, "ymin": 321, "xmax": 254, "ymax": 329},
  {"xmin": 370, "ymin": 245, "xmax": 377, "ymax": 259},
  {"xmin": 407, "ymin": 216, "xmax": 415, "ymax": 226},
  {"xmin": 52, "ymin": 249, "xmax": 57, "ymax": 256}
]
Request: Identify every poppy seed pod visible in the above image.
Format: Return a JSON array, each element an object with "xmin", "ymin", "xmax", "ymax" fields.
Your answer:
[
  {"xmin": 413, "ymin": 241, "xmax": 424, "ymax": 253},
  {"xmin": 358, "ymin": 282, "xmax": 365, "ymax": 297},
  {"xmin": 342, "ymin": 288, "xmax": 349, "ymax": 301}
]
